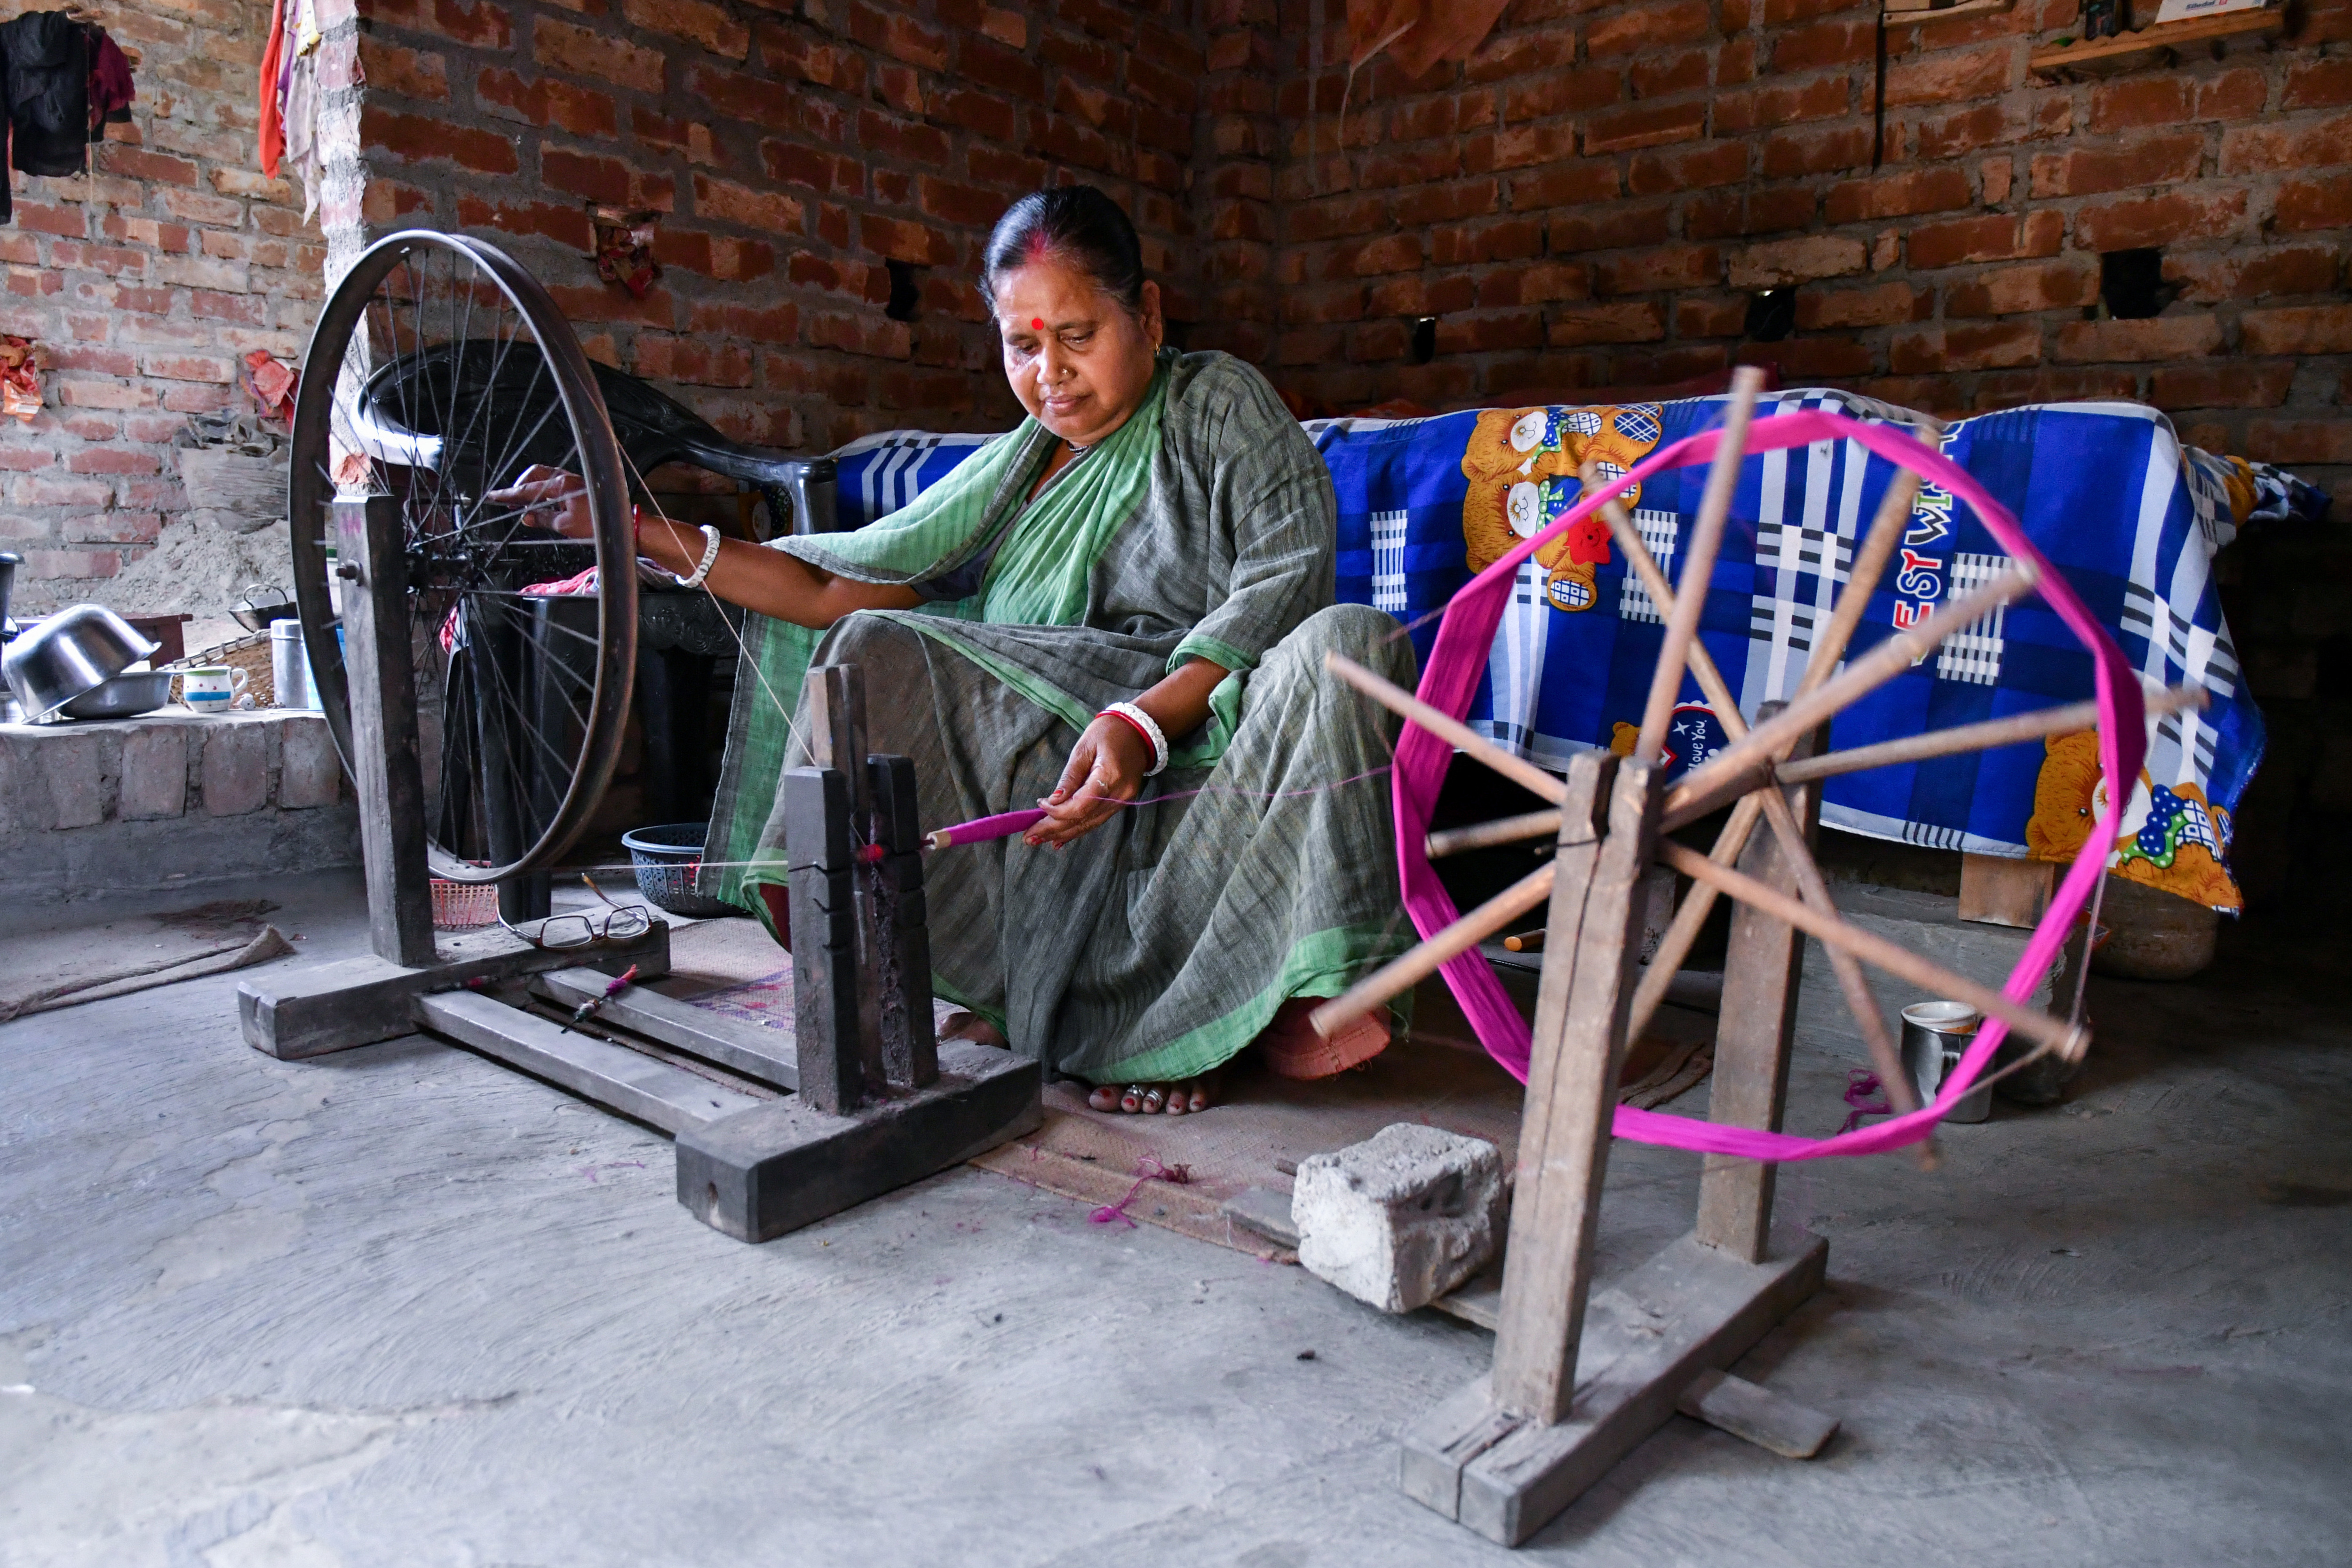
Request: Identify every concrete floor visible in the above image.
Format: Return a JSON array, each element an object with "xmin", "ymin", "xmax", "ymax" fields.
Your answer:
[{"xmin": 3, "ymin": 870, "xmax": 2347, "ymax": 1567}]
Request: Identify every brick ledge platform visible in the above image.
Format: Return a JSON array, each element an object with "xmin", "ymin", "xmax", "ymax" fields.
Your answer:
[{"xmin": 0, "ymin": 709, "xmax": 359, "ymax": 906}]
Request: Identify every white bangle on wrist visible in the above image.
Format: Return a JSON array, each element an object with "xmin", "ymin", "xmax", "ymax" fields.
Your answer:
[
  {"xmin": 1102, "ymin": 700, "xmax": 1168, "ymax": 777},
  {"xmin": 673, "ymin": 524, "xmax": 723, "ymax": 589}
]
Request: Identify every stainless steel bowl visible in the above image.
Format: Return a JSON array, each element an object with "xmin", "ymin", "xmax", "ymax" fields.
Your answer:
[
  {"xmin": 0, "ymin": 604, "xmax": 160, "ymax": 720},
  {"xmin": 59, "ymin": 669, "xmax": 175, "ymax": 721}
]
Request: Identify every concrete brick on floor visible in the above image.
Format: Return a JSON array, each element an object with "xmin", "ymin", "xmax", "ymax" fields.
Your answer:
[
  {"xmin": 118, "ymin": 724, "xmax": 188, "ymax": 820},
  {"xmin": 37, "ymin": 730, "xmax": 116, "ymax": 830},
  {"xmin": 277, "ymin": 715, "xmax": 342, "ymax": 808},
  {"xmin": 199, "ymin": 720, "xmax": 269, "ymax": 817}
]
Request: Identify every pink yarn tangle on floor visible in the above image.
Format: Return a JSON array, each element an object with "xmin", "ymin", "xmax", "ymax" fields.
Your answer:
[
  {"xmin": 1089, "ymin": 1154, "xmax": 1192, "ymax": 1228},
  {"xmin": 1392, "ymin": 408, "xmax": 2148, "ymax": 1162},
  {"xmin": 1839, "ymin": 1070, "xmax": 1891, "ymax": 1134}
]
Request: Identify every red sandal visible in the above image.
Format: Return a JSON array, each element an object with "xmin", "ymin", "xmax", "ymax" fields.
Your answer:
[{"xmin": 1257, "ymin": 997, "xmax": 1390, "ymax": 1081}]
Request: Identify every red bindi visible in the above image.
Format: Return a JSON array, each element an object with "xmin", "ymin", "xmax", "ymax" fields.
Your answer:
[{"xmin": 1031, "ymin": 317, "xmax": 1043, "ymax": 330}]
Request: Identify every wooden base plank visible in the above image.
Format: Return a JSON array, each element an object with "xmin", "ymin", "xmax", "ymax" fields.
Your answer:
[
  {"xmin": 1401, "ymin": 1227, "xmax": 1827, "ymax": 1545},
  {"xmin": 237, "ymin": 922, "xmax": 672, "ymax": 1060},
  {"xmin": 417, "ymin": 991, "xmax": 761, "ymax": 1134},
  {"xmin": 675, "ymin": 1037, "xmax": 1041, "ymax": 1242},
  {"xmin": 535, "ymin": 967, "xmax": 797, "ymax": 1090},
  {"xmin": 1676, "ymin": 1368, "xmax": 1839, "ymax": 1459}
]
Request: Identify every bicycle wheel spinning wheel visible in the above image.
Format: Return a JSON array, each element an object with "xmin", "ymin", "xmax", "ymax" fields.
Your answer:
[
  {"xmin": 287, "ymin": 230, "xmax": 638, "ymax": 912},
  {"xmin": 1311, "ymin": 368, "xmax": 2189, "ymax": 1544}
]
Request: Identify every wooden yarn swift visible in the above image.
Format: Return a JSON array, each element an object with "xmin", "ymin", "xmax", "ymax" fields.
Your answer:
[{"xmin": 1311, "ymin": 367, "xmax": 2191, "ymax": 1545}]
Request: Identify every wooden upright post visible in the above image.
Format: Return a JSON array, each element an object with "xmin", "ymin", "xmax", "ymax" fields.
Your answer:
[
  {"xmin": 1695, "ymin": 706, "xmax": 1822, "ymax": 1263},
  {"xmin": 1490, "ymin": 753, "xmax": 1660, "ymax": 1422},
  {"xmin": 334, "ymin": 496, "xmax": 435, "ymax": 967}
]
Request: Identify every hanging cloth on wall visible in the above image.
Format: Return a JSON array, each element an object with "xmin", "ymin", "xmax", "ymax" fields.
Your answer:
[
  {"xmin": 86, "ymin": 26, "xmax": 134, "ymax": 140},
  {"xmin": 2, "ymin": 11, "xmax": 91, "ymax": 175},
  {"xmin": 256, "ymin": 0, "xmax": 287, "ymax": 176}
]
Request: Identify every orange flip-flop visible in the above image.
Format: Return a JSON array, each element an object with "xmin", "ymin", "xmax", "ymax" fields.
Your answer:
[{"xmin": 1258, "ymin": 997, "xmax": 1390, "ymax": 1081}]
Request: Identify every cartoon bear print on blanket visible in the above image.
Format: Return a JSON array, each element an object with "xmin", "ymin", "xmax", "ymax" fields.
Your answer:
[
  {"xmin": 1460, "ymin": 404, "xmax": 1664, "ymax": 613},
  {"xmin": 2024, "ymin": 730, "xmax": 2241, "ymax": 912}
]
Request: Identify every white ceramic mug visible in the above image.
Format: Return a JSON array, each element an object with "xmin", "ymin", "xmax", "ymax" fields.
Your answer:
[{"xmin": 180, "ymin": 666, "xmax": 248, "ymax": 714}]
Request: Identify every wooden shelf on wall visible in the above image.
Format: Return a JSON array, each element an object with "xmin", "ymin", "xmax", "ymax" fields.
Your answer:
[
  {"xmin": 2028, "ymin": 8, "xmax": 2282, "ymax": 76},
  {"xmin": 1882, "ymin": 0, "xmax": 2017, "ymax": 24}
]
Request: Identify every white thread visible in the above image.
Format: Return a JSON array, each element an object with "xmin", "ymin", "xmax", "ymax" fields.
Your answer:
[{"xmin": 1101, "ymin": 700, "xmax": 1168, "ymax": 776}]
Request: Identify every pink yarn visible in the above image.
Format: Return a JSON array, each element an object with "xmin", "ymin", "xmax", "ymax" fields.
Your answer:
[
  {"xmin": 930, "ymin": 808, "xmax": 1049, "ymax": 847},
  {"xmin": 1394, "ymin": 409, "xmax": 2145, "ymax": 1161}
]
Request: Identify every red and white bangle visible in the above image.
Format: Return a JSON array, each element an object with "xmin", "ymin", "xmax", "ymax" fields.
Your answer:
[{"xmin": 1098, "ymin": 701, "xmax": 1168, "ymax": 776}]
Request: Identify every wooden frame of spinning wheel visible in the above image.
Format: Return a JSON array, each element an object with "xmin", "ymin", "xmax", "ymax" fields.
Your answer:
[{"xmin": 1308, "ymin": 369, "xmax": 2203, "ymax": 1546}]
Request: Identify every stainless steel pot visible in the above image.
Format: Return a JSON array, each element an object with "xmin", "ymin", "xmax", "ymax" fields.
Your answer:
[
  {"xmin": 59, "ymin": 669, "xmax": 175, "ymax": 720},
  {"xmin": 0, "ymin": 604, "xmax": 160, "ymax": 720},
  {"xmin": 0, "ymin": 549, "xmax": 18, "ymax": 640}
]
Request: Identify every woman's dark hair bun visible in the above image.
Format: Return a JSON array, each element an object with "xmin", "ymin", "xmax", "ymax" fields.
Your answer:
[{"xmin": 982, "ymin": 185, "xmax": 1146, "ymax": 314}]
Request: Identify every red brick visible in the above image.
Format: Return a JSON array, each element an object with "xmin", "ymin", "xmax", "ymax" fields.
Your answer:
[
  {"xmin": 457, "ymin": 193, "xmax": 596, "ymax": 248},
  {"xmin": 1434, "ymin": 309, "xmax": 1545, "ymax": 355},
  {"xmin": 688, "ymin": 300, "xmax": 800, "ymax": 344},
  {"xmin": 2285, "ymin": 59, "xmax": 2352, "ymax": 110},
  {"xmin": 621, "ymin": 0, "xmax": 748, "ymax": 58},
  {"xmin": 64, "ymin": 448, "xmax": 161, "ymax": 476},
  {"xmin": 478, "ymin": 68, "xmax": 618, "ymax": 137},
  {"xmin": 1629, "ymin": 142, "xmax": 1748, "ymax": 197},
  {"xmin": 1943, "ymin": 259, "xmax": 2098, "ymax": 317},
  {"xmin": 2221, "ymin": 111, "xmax": 2352, "ymax": 175},
  {"xmin": 1592, "ymin": 244, "xmax": 1722, "ymax": 294},
  {"xmin": 1508, "ymin": 161, "xmax": 1621, "ymax": 210},
  {"xmin": 1478, "ymin": 261, "xmax": 1591, "ymax": 307},
  {"xmin": 1552, "ymin": 202, "xmax": 1672, "ymax": 253},
  {"xmin": 373, "ymin": 0, "xmax": 511, "ymax": 49},
  {"xmin": 14, "ymin": 204, "xmax": 85, "ymax": 238},
  {"xmin": 933, "ymin": 85, "xmax": 1017, "ymax": 142},
  {"xmin": 1616, "ymin": 346, "xmax": 1733, "ymax": 382},
  {"xmin": 160, "ymin": 190, "xmax": 247, "ymax": 228},
  {"xmin": 1675, "ymin": 294, "xmax": 1750, "ymax": 338},
  {"xmin": 1546, "ymin": 302, "xmax": 1666, "ymax": 346},
  {"xmin": 1797, "ymin": 282, "xmax": 1931, "ymax": 328},
  {"xmin": 1324, "ymin": 232, "xmax": 1423, "ymax": 279},
  {"xmin": 2052, "ymin": 314, "xmax": 2222, "ymax": 364},
  {"xmin": 110, "ymin": 286, "xmax": 174, "ymax": 315},
  {"xmin": 189, "ymin": 290, "xmax": 267, "ymax": 324},
  {"xmin": 1714, "ymin": 74, "xmax": 1850, "ymax": 134},
  {"xmin": 1824, "ymin": 166, "xmax": 1973, "ymax": 224},
  {"xmin": 2276, "ymin": 174, "xmax": 2352, "ymax": 233},
  {"xmin": 1907, "ymin": 209, "xmax": 2066, "ymax": 270},
  {"xmin": 2073, "ymin": 190, "xmax": 2246, "ymax": 252},
  {"xmin": 2242, "ymin": 303, "xmax": 2352, "ymax": 355},
  {"xmin": 2166, "ymin": 244, "xmax": 2343, "ymax": 302},
  {"xmin": 1584, "ymin": 103, "xmax": 1708, "ymax": 155},
  {"xmin": 1761, "ymin": 124, "xmax": 1870, "ymax": 178},
  {"xmin": 1773, "ymin": 18, "xmax": 1875, "ymax": 71},
  {"xmin": 1729, "ymin": 234, "xmax": 1866, "ymax": 288},
  {"xmin": 2243, "ymin": 421, "xmax": 2352, "ymax": 465},
  {"xmin": 1630, "ymin": 49, "xmax": 1711, "ymax": 100},
  {"xmin": 1738, "ymin": 336, "xmax": 1875, "ymax": 378},
  {"xmin": 2028, "ymin": 133, "xmax": 2204, "ymax": 199},
  {"xmin": 692, "ymin": 174, "xmax": 805, "ymax": 235},
  {"xmin": 542, "ymin": 148, "xmax": 673, "ymax": 210},
  {"xmin": 2149, "ymin": 362, "xmax": 2295, "ymax": 410},
  {"xmin": 2198, "ymin": 68, "xmax": 2269, "ymax": 119},
  {"xmin": 361, "ymin": 106, "xmax": 519, "ymax": 174},
  {"xmin": 1394, "ymin": 180, "xmax": 1499, "ymax": 227},
  {"xmin": 535, "ymin": 17, "xmax": 665, "ymax": 92},
  {"xmin": 1884, "ymin": 44, "xmax": 2014, "ymax": 108},
  {"xmin": 1890, "ymin": 321, "xmax": 2041, "ymax": 373},
  {"xmin": 1588, "ymin": 0, "xmax": 1711, "ymax": 56},
  {"xmin": 1501, "ymin": 68, "xmax": 1619, "ymax": 123},
  {"xmin": 860, "ymin": 213, "xmax": 957, "ymax": 266},
  {"xmin": 357, "ymin": 37, "xmax": 449, "ymax": 100},
  {"xmin": 1464, "ymin": 27, "xmax": 1577, "ymax": 83},
  {"xmin": 2086, "ymin": 76, "xmax": 2190, "ymax": 134}
]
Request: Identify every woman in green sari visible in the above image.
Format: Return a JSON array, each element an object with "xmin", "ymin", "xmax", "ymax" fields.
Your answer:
[{"xmin": 501, "ymin": 186, "xmax": 1414, "ymax": 1114}]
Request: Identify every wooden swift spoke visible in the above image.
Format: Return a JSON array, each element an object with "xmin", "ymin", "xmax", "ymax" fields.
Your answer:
[{"xmin": 1588, "ymin": 475, "xmax": 1919, "ymax": 1128}]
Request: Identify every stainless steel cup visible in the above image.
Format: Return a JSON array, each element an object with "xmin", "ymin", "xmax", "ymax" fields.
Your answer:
[
  {"xmin": 1900, "ymin": 1000, "xmax": 1993, "ymax": 1124},
  {"xmin": 270, "ymin": 620, "xmax": 318, "ymax": 710}
]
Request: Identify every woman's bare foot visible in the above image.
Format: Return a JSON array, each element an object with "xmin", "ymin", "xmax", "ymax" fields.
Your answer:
[
  {"xmin": 939, "ymin": 1011, "xmax": 1008, "ymax": 1048},
  {"xmin": 1087, "ymin": 1069, "xmax": 1222, "ymax": 1115}
]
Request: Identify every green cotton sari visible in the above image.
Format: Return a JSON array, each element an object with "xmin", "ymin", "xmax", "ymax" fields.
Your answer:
[{"xmin": 700, "ymin": 350, "xmax": 1415, "ymax": 1085}]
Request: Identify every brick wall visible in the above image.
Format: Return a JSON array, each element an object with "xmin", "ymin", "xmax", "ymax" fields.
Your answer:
[
  {"xmin": 341, "ymin": 0, "xmax": 1204, "ymax": 466},
  {"xmin": 1268, "ymin": 0, "xmax": 2352, "ymax": 503},
  {"xmin": 0, "ymin": 0, "xmax": 327, "ymax": 609}
]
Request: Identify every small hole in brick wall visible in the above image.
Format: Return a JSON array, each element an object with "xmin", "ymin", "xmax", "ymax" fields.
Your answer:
[
  {"xmin": 1410, "ymin": 316, "xmax": 1438, "ymax": 365},
  {"xmin": 2098, "ymin": 248, "xmax": 2173, "ymax": 321},
  {"xmin": 1744, "ymin": 288, "xmax": 1798, "ymax": 343},
  {"xmin": 884, "ymin": 260, "xmax": 922, "ymax": 323}
]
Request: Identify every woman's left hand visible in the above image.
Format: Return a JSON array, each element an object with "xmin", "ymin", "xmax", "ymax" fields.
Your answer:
[{"xmin": 1025, "ymin": 715, "xmax": 1152, "ymax": 848}]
